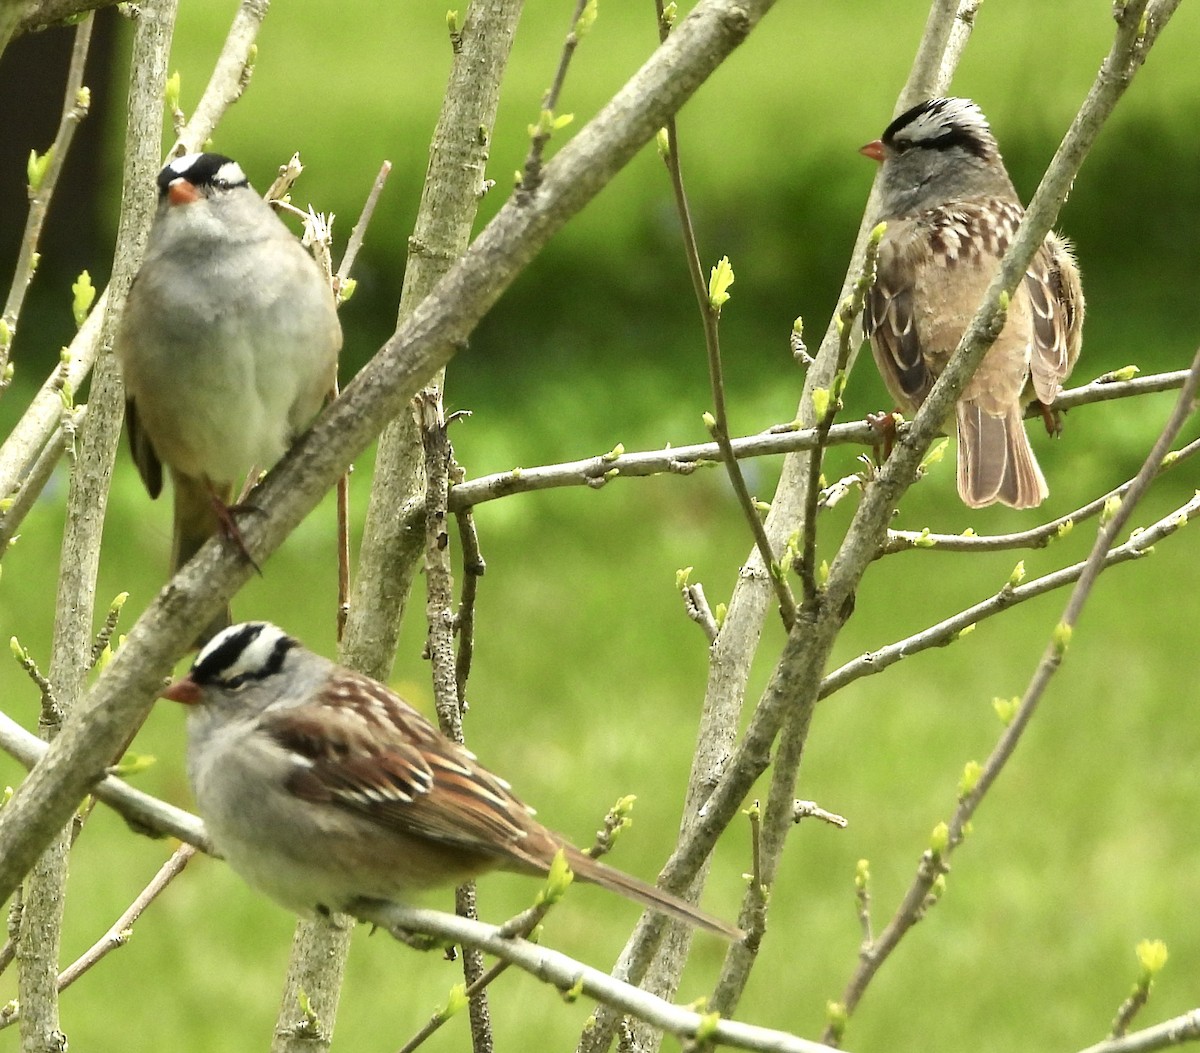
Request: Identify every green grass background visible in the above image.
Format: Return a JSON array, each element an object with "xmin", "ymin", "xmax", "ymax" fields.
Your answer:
[{"xmin": 2, "ymin": 0, "xmax": 1200, "ymax": 1050}]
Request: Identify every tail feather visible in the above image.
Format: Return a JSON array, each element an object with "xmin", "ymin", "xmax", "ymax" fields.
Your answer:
[
  {"xmin": 564, "ymin": 845, "xmax": 743, "ymax": 940},
  {"xmin": 956, "ymin": 402, "xmax": 1048, "ymax": 510},
  {"xmin": 171, "ymin": 471, "xmax": 233, "ymax": 648}
]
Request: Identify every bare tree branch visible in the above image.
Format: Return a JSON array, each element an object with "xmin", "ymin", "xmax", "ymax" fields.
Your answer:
[
  {"xmin": 355, "ymin": 901, "xmax": 837, "ymax": 1053},
  {"xmin": 1076, "ymin": 1010, "xmax": 1200, "ymax": 1053},
  {"xmin": 825, "ymin": 339, "xmax": 1200, "ymax": 1039}
]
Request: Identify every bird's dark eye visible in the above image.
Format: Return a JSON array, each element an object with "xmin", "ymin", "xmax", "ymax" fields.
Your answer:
[{"xmin": 224, "ymin": 674, "xmax": 250, "ymax": 691}]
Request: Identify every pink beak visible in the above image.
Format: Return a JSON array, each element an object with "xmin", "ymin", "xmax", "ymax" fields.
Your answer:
[
  {"xmin": 859, "ymin": 139, "xmax": 885, "ymax": 163},
  {"xmin": 162, "ymin": 676, "xmax": 202, "ymax": 704},
  {"xmin": 167, "ymin": 178, "xmax": 201, "ymax": 206}
]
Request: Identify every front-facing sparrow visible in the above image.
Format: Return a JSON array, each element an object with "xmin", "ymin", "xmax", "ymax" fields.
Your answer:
[{"xmin": 116, "ymin": 154, "xmax": 341, "ymax": 639}]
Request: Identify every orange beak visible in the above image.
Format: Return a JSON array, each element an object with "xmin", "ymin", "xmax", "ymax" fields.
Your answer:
[
  {"xmin": 162, "ymin": 676, "xmax": 202, "ymax": 704},
  {"xmin": 167, "ymin": 178, "xmax": 201, "ymax": 206},
  {"xmin": 859, "ymin": 139, "xmax": 885, "ymax": 163}
]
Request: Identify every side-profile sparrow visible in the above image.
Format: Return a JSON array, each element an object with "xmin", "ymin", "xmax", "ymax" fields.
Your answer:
[
  {"xmin": 116, "ymin": 154, "xmax": 341, "ymax": 638},
  {"xmin": 164, "ymin": 622, "xmax": 742, "ymax": 939},
  {"xmin": 860, "ymin": 97, "xmax": 1084, "ymax": 508}
]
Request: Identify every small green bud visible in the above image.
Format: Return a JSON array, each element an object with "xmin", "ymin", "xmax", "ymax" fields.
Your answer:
[
  {"xmin": 1100, "ymin": 494, "xmax": 1122, "ymax": 526},
  {"xmin": 1101, "ymin": 364, "xmax": 1140, "ymax": 383},
  {"xmin": 1008, "ymin": 560, "xmax": 1026, "ymax": 587},
  {"xmin": 0, "ymin": 319, "xmax": 10, "ymax": 347},
  {"xmin": 928, "ymin": 873, "xmax": 947, "ymax": 901},
  {"xmin": 338, "ymin": 277, "xmax": 357, "ymax": 304},
  {"xmin": 676, "ymin": 566, "xmax": 693, "ymax": 589},
  {"xmin": 817, "ymin": 560, "xmax": 830, "ymax": 588},
  {"xmin": 10, "ymin": 637, "xmax": 26, "ymax": 660},
  {"xmin": 561, "ymin": 975, "xmax": 585, "ymax": 1003},
  {"xmin": 75, "ymin": 86, "xmax": 91, "ymax": 110},
  {"xmin": 913, "ymin": 527, "xmax": 936, "ymax": 549},
  {"xmin": 998, "ymin": 289, "xmax": 1010, "ymax": 311},
  {"xmin": 655, "ymin": 127, "xmax": 670, "ymax": 160},
  {"xmin": 701, "ymin": 411, "xmax": 717, "ymax": 432},
  {"xmin": 661, "ymin": 0, "xmax": 677, "ymax": 26},
  {"xmin": 1055, "ymin": 519, "xmax": 1074, "ymax": 540},
  {"xmin": 958, "ymin": 760, "xmax": 983, "ymax": 800},
  {"xmin": 72, "ymin": 270, "xmax": 95, "ymax": 328},
  {"xmin": 1052, "ymin": 621, "xmax": 1073, "ymax": 657},
  {"xmin": 109, "ymin": 753, "xmax": 156, "ymax": 777},
  {"xmin": 929, "ymin": 821, "xmax": 949, "ymax": 855},
  {"xmin": 574, "ymin": 0, "xmax": 598, "ymax": 36},
  {"xmin": 955, "ymin": 624, "xmax": 976, "ymax": 640},
  {"xmin": 742, "ymin": 799, "xmax": 761, "ymax": 821},
  {"xmin": 1136, "ymin": 938, "xmax": 1168, "ymax": 976},
  {"xmin": 27, "ymin": 147, "xmax": 54, "ymax": 193},
  {"xmin": 825, "ymin": 1001, "xmax": 848, "ymax": 1042},
  {"xmin": 992, "ymin": 696, "xmax": 1019, "ymax": 726},
  {"xmin": 601, "ymin": 443, "xmax": 624, "ymax": 462},
  {"xmin": 708, "ymin": 255, "xmax": 734, "ymax": 310},
  {"xmin": 961, "ymin": 527, "xmax": 976, "ymax": 537},
  {"xmin": 753, "ymin": 499, "xmax": 771, "ymax": 514},
  {"xmin": 869, "ymin": 221, "xmax": 888, "ymax": 243},
  {"xmin": 537, "ymin": 848, "xmax": 575, "ymax": 905},
  {"xmin": 446, "ymin": 9, "xmax": 461, "ymax": 33},
  {"xmin": 854, "ymin": 858, "xmax": 870, "ymax": 889},
  {"xmin": 920, "ymin": 437, "xmax": 949, "ymax": 470},
  {"xmin": 810, "ymin": 387, "xmax": 830, "ymax": 420},
  {"xmin": 714, "ymin": 602, "xmax": 727, "ymax": 628},
  {"xmin": 164, "ymin": 70, "xmax": 181, "ymax": 112},
  {"xmin": 441, "ymin": 983, "xmax": 468, "ymax": 1020},
  {"xmin": 694, "ymin": 1007, "xmax": 720, "ymax": 1041}
]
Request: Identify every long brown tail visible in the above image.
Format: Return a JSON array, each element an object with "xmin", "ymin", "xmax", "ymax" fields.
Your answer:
[
  {"xmin": 170, "ymin": 470, "xmax": 233, "ymax": 648},
  {"xmin": 956, "ymin": 401, "xmax": 1048, "ymax": 509},
  {"xmin": 564, "ymin": 845, "xmax": 743, "ymax": 940}
]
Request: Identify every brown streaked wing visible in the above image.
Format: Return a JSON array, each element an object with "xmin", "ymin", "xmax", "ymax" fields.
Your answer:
[
  {"xmin": 264, "ymin": 669, "xmax": 535, "ymax": 857},
  {"xmin": 1026, "ymin": 233, "xmax": 1084, "ymax": 404},
  {"xmin": 866, "ymin": 241, "xmax": 931, "ymax": 404}
]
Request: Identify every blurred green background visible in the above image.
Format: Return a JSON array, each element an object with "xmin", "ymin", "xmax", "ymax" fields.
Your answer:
[{"xmin": 2, "ymin": 0, "xmax": 1199, "ymax": 1050}]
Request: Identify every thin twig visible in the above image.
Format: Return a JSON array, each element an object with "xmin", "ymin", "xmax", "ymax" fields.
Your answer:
[
  {"xmin": 453, "ymin": 500, "xmax": 486, "ymax": 706},
  {"xmin": 797, "ymin": 228, "xmax": 883, "ymax": 603},
  {"xmin": 519, "ymin": 0, "xmax": 591, "ymax": 196},
  {"xmin": 417, "ymin": 388, "xmax": 492, "ymax": 1052},
  {"xmin": 822, "ymin": 484, "xmax": 1198, "ymax": 700},
  {"xmin": 447, "ymin": 368, "xmax": 1187, "ymax": 513},
  {"xmin": 1076, "ymin": 1009, "xmax": 1200, "ymax": 1053},
  {"xmin": 26, "ymin": 845, "xmax": 193, "ymax": 1019},
  {"xmin": 656, "ymin": 53, "xmax": 796, "ymax": 630},
  {"xmin": 1, "ymin": 13, "xmax": 93, "ymax": 385},
  {"xmin": 335, "ymin": 159, "xmax": 392, "ymax": 292},
  {"xmin": 881, "ymin": 435, "xmax": 1199, "ymax": 555}
]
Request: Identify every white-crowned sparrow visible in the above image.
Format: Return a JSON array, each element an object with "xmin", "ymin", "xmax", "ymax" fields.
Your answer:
[
  {"xmin": 116, "ymin": 154, "xmax": 341, "ymax": 638},
  {"xmin": 860, "ymin": 97, "xmax": 1084, "ymax": 508},
  {"xmin": 163, "ymin": 622, "xmax": 742, "ymax": 939}
]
